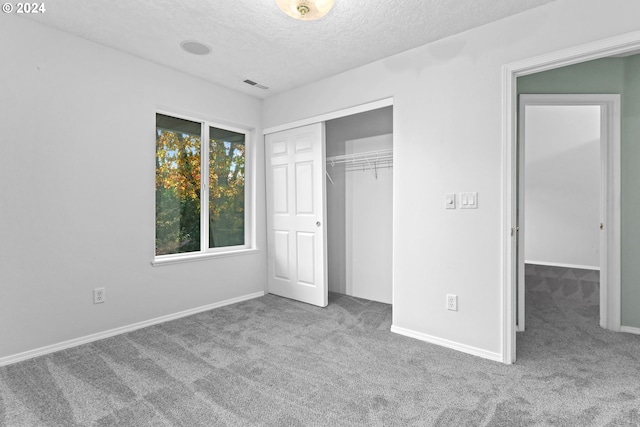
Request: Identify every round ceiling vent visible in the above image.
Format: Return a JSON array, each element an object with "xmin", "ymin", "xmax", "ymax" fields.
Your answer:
[{"xmin": 180, "ymin": 41, "xmax": 211, "ymax": 55}]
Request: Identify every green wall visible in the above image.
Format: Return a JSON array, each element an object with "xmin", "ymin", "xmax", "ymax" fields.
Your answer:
[
  {"xmin": 621, "ymin": 55, "xmax": 640, "ymax": 329},
  {"xmin": 518, "ymin": 55, "xmax": 640, "ymax": 329}
]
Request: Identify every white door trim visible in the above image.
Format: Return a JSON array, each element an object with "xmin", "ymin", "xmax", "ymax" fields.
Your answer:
[
  {"xmin": 263, "ymin": 98, "xmax": 393, "ymax": 135},
  {"xmin": 517, "ymin": 94, "xmax": 621, "ymax": 333},
  {"xmin": 501, "ymin": 29, "xmax": 640, "ymax": 364}
]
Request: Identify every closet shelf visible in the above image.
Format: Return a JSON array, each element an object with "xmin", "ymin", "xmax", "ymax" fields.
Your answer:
[{"xmin": 326, "ymin": 149, "xmax": 393, "ymax": 172}]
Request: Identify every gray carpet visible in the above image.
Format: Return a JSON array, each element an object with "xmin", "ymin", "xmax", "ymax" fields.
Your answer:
[{"xmin": 1, "ymin": 266, "xmax": 640, "ymax": 426}]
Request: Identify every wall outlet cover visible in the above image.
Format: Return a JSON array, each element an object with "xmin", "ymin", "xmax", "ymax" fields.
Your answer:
[
  {"xmin": 446, "ymin": 294, "xmax": 457, "ymax": 311},
  {"xmin": 94, "ymin": 288, "xmax": 105, "ymax": 304}
]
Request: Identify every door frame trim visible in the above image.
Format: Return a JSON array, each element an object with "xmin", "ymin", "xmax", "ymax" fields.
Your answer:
[
  {"xmin": 501, "ymin": 30, "xmax": 640, "ymax": 364},
  {"xmin": 517, "ymin": 94, "xmax": 621, "ymax": 333},
  {"xmin": 263, "ymin": 98, "xmax": 394, "ymax": 135}
]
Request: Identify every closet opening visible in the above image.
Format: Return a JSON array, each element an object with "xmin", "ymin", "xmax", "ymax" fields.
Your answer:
[{"xmin": 325, "ymin": 106, "xmax": 393, "ymax": 304}]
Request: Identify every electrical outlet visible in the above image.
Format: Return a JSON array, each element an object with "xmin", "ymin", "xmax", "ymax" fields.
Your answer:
[
  {"xmin": 94, "ymin": 288, "xmax": 106, "ymax": 304},
  {"xmin": 446, "ymin": 294, "xmax": 457, "ymax": 311}
]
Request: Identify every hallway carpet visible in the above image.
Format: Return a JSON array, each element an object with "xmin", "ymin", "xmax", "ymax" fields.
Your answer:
[{"xmin": 1, "ymin": 266, "xmax": 639, "ymax": 426}]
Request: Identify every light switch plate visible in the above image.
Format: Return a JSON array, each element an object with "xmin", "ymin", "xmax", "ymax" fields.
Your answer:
[
  {"xmin": 445, "ymin": 193, "xmax": 456, "ymax": 209},
  {"xmin": 460, "ymin": 192, "xmax": 478, "ymax": 209}
]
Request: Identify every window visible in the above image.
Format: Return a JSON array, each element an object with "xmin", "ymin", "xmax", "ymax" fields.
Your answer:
[{"xmin": 155, "ymin": 113, "xmax": 251, "ymax": 261}]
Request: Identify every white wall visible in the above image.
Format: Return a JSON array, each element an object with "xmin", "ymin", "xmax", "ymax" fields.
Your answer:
[
  {"xmin": 346, "ymin": 135, "xmax": 393, "ymax": 304},
  {"xmin": 326, "ymin": 130, "xmax": 347, "ymax": 295},
  {"xmin": 0, "ymin": 16, "xmax": 267, "ymax": 360},
  {"xmin": 263, "ymin": 0, "xmax": 640, "ymax": 359},
  {"xmin": 524, "ymin": 105, "xmax": 601, "ymax": 269}
]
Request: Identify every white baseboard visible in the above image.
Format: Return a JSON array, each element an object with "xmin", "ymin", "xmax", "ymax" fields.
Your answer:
[
  {"xmin": 620, "ymin": 326, "xmax": 640, "ymax": 335},
  {"xmin": 0, "ymin": 291, "xmax": 265, "ymax": 367},
  {"xmin": 390, "ymin": 325, "xmax": 503, "ymax": 363},
  {"xmin": 524, "ymin": 260, "xmax": 600, "ymax": 271}
]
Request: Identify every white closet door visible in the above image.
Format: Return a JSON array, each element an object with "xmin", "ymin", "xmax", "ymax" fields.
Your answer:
[{"xmin": 265, "ymin": 123, "xmax": 328, "ymax": 307}]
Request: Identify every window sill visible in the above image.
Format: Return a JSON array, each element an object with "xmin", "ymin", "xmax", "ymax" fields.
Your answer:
[{"xmin": 152, "ymin": 248, "xmax": 260, "ymax": 267}]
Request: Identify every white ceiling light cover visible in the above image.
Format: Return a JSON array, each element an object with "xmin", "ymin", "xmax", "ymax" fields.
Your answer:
[{"xmin": 276, "ymin": 0, "xmax": 335, "ymax": 20}]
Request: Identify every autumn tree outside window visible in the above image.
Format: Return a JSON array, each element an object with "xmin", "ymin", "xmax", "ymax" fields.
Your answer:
[{"xmin": 155, "ymin": 113, "xmax": 249, "ymax": 259}]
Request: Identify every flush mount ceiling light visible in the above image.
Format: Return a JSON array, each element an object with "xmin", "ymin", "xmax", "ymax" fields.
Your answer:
[
  {"xmin": 180, "ymin": 40, "xmax": 211, "ymax": 55},
  {"xmin": 275, "ymin": 0, "xmax": 335, "ymax": 20}
]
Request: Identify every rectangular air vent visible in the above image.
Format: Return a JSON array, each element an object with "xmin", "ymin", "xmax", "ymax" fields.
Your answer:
[{"xmin": 243, "ymin": 79, "xmax": 269, "ymax": 90}]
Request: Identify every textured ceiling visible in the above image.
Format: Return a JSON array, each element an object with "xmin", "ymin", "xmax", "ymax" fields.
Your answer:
[{"xmin": 20, "ymin": 0, "xmax": 554, "ymax": 98}]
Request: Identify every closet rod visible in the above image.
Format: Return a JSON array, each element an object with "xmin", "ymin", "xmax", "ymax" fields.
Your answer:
[{"xmin": 326, "ymin": 149, "xmax": 393, "ymax": 167}]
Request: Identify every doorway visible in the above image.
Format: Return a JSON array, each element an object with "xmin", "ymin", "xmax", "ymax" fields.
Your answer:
[
  {"xmin": 325, "ymin": 107, "xmax": 393, "ymax": 304},
  {"xmin": 263, "ymin": 100, "xmax": 394, "ymax": 308},
  {"xmin": 501, "ymin": 36, "xmax": 636, "ymax": 364},
  {"xmin": 517, "ymin": 95, "xmax": 617, "ymax": 332}
]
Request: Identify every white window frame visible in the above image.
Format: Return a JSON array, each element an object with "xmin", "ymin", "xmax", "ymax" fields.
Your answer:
[{"xmin": 153, "ymin": 110, "xmax": 257, "ymax": 266}]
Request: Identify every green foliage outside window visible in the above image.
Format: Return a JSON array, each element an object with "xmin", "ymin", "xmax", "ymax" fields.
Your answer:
[{"xmin": 155, "ymin": 114, "xmax": 245, "ymax": 256}]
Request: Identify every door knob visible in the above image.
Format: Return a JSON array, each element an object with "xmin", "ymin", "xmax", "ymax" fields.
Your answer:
[{"xmin": 316, "ymin": 221, "xmax": 321, "ymax": 227}]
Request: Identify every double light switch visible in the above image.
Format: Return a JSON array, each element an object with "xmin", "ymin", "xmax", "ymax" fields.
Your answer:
[{"xmin": 460, "ymin": 192, "xmax": 478, "ymax": 209}]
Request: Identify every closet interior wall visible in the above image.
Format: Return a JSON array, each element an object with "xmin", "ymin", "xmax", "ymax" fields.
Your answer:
[{"xmin": 325, "ymin": 106, "xmax": 393, "ymax": 304}]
